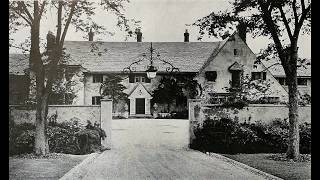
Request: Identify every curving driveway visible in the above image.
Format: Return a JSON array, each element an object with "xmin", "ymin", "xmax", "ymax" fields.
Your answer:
[{"xmin": 61, "ymin": 119, "xmax": 281, "ymax": 180}]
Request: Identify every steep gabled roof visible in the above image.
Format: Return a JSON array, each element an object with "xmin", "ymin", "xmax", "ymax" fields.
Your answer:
[
  {"xmin": 197, "ymin": 35, "xmax": 230, "ymax": 74},
  {"xmin": 127, "ymin": 83, "xmax": 152, "ymax": 97},
  {"xmin": 63, "ymin": 41, "xmax": 222, "ymax": 73},
  {"xmin": 261, "ymin": 59, "xmax": 311, "ymax": 77}
]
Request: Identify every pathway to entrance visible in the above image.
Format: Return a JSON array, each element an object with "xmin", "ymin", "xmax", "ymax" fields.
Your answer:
[{"xmin": 63, "ymin": 119, "xmax": 279, "ymax": 180}]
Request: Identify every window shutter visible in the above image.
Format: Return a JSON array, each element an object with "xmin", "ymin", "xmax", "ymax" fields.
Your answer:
[
  {"xmin": 129, "ymin": 74, "xmax": 134, "ymax": 83},
  {"xmin": 92, "ymin": 97, "xmax": 95, "ymax": 105},
  {"xmin": 262, "ymin": 72, "xmax": 267, "ymax": 80}
]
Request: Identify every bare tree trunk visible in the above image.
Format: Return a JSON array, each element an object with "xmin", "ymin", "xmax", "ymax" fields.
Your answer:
[
  {"xmin": 30, "ymin": 19, "xmax": 50, "ymax": 155},
  {"xmin": 34, "ymin": 88, "xmax": 50, "ymax": 155},
  {"xmin": 286, "ymin": 42, "xmax": 300, "ymax": 160}
]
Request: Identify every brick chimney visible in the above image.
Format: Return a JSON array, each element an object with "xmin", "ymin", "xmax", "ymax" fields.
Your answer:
[
  {"xmin": 135, "ymin": 28, "xmax": 142, "ymax": 42},
  {"xmin": 237, "ymin": 22, "xmax": 247, "ymax": 42},
  {"xmin": 46, "ymin": 31, "xmax": 56, "ymax": 52},
  {"xmin": 184, "ymin": 29, "xmax": 189, "ymax": 42},
  {"xmin": 88, "ymin": 28, "xmax": 94, "ymax": 41}
]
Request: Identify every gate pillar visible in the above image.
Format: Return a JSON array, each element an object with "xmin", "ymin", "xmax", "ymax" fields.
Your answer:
[{"xmin": 101, "ymin": 98, "xmax": 112, "ymax": 149}]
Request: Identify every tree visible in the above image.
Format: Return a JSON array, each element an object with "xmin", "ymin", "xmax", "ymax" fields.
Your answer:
[
  {"xmin": 152, "ymin": 75, "xmax": 199, "ymax": 112},
  {"xmin": 194, "ymin": 0, "xmax": 311, "ymax": 159},
  {"xmin": 152, "ymin": 76, "xmax": 181, "ymax": 112},
  {"xmin": 99, "ymin": 74, "xmax": 128, "ymax": 105},
  {"xmin": 9, "ymin": 0, "xmax": 139, "ymax": 155}
]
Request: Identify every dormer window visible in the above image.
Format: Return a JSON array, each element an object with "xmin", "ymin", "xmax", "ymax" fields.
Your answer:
[
  {"xmin": 92, "ymin": 74, "xmax": 103, "ymax": 83},
  {"xmin": 205, "ymin": 71, "xmax": 217, "ymax": 82}
]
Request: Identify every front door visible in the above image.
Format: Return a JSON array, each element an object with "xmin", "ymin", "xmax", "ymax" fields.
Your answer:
[{"xmin": 136, "ymin": 98, "xmax": 145, "ymax": 114}]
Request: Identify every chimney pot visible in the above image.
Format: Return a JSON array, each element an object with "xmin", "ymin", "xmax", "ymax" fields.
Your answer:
[
  {"xmin": 46, "ymin": 31, "xmax": 56, "ymax": 51},
  {"xmin": 237, "ymin": 22, "xmax": 247, "ymax": 42},
  {"xmin": 135, "ymin": 28, "xmax": 142, "ymax": 42},
  {"xmin": 88, "ymin": 28, "xmax": 94, "ymax": 41},
  {"xmin": 184, "ymin": 29, "xmax": 189, "ymax": 42}
]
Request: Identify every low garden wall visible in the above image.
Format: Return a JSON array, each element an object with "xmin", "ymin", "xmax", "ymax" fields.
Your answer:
[
  {"xmin": 9, "ymin": 105, "xmax": 101, "ymax": 125},
  {"xmin": 188, "ymin": 99, "xmax": 311, "ymax": 144}
]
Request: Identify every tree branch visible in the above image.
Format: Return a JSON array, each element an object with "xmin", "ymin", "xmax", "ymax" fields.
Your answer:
[
  {"xmin": 12, "ymin": 8, "xmax": 32, "ymax": 26},
  {"xmin": 257, "ymin": 0, "xmax": 289, "ymax": 71},
  {"xmin": 292, "ymin": 0, "xmax": 298, "ymax": 25},
  {"xmin": 301, "ymin": 0, "xmax": 305, "ymax": 11},
  {"xmin": 56, "ymin": 1, "xmax": 63, "ymax": 44},
  {"xmin": 18, "ymin": 1, "xmax": 34, "ymax": 23},
  {"xmin": 278, "ymin": 6, "xmax": 294, "ymax": 41},
  {"xmin": 39, "ymin": 1, "xmax": 46, "ymax": 19},
  {"xmin": 294, "ymin": 3, "xmax": 311, "ymax": 37},
  {"xmin": 60, "ymin": 1, "xmax": 77, "ymax": 46}
]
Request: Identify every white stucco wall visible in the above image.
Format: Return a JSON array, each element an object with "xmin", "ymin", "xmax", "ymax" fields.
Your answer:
[{"xmin": 196, "ymin": 34, "xmax": 288, "ymax": 102}]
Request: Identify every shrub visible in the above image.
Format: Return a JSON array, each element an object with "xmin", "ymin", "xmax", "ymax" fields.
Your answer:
[
  {"xmin": 191, "ymin": 118, "xmax": 258, "ymax": 154},
  {"xmin": 170, "ymin": 110, "xmax": 188, "ymax": 119},
  {"xmin": 191, "ymin": 118, "xmax": 311, "ymax": 154},
  {"xmin": 47, "ymin": 120, "xmax": 82, "ymax": 154},
  {"xmin": 9, "ymin": 122, "xmax": 36, "ymax": 155},
  {"xmin": 299, "ymin": 122, "xmax": 311, "ymax": 154},
  {"xmin": 76, "ymin": 121, "xmax": 107, "ymax": 154},
  {"xmin": 9, "ymin": 119, "xmax": 107, "ymax": 155}
]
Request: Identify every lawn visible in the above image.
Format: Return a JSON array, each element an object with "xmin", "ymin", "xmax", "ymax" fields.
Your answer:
[
  {"xmin": 221, "ymin": 153, "xmax": 311, "ymax": 180},
  {"xmin": 9, "ymin": 153, "xmax": 88, "ymax": 180}
]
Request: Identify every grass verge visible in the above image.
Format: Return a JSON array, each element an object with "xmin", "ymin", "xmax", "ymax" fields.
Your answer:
[
  {"xmin": 221, "ymin": 153, "xmax": 311, "ymax": 180},
  {"xmin": 9, "ymin": 153, "xmax": 88, "ymax": 180}
]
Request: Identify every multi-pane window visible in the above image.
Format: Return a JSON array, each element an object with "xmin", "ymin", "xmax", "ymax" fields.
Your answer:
[
  {"xmin": 135, "ymin": 76, "xmax": 140, "ymax": 83},
  {"xmin": 92, "ymin": 74, "xmax": 103, "ymax": 83},
  {"xmin": 298, "ymin": 78, "xmax": 308, "ymax": 86},
  {"xmin": 205, "ymin": 71, "xmax": 217, "ymax": 82},
  {"xmin": 129, "ymin": 74, "xmax": 151, "ymax": 83},
  {"xmin": 92, "ymin": 96, "xmax": 102, "ymax": 105},
  {"xmin": 251, "ymin": 72, "xmax": 266, "ymax": 80}
]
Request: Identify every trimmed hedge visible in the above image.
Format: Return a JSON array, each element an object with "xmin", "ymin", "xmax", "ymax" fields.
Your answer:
[
  {"xmin": 9, "ymin": 119, "xmax": 106, "ymax": 155},
  {"xmin": 190, "ymin": 118, "xmax": 311, "ymax": 154}
]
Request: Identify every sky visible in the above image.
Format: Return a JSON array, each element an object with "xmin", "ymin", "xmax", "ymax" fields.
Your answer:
[{"xmin": 10, "ymin": 0, "xmax": 311, "ymax": 58}]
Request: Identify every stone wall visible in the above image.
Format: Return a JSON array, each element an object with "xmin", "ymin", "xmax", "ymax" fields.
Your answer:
[
  {"xmin": 9, "ymin": 105, "xmax": 100, "ymax": 125},
  {"xmin": 188, "ymin": 99, "xmax": 311, "ymax": 145}
]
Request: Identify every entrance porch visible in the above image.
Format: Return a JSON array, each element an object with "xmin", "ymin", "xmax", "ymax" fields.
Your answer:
[{"xmin": 128, "ymin": 83, "xmax": 152, "ymax": 117}]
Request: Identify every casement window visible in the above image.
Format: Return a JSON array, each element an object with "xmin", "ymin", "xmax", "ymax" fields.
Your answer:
[
  {"xmin": 251, "ymin": 72, "xmax": 266, "ymax": 80},
  {"xmin": 135, "ymin": 76, "xmax": 140, "ymax": 83},
  {"xmin": 298, "ymin": 78, "xmax": 308, "ymax": 86},
  {"xmin": 92, "ymin": 96, "xmax": 102, "ymax": 105},
  {"xmin": 129, "ymin": 74, "xmax": 151, "ymax": 83},
  {"xmin": 234, "ymin": 49, "xmax": 239, "ymax": 56},
  {"xmin": 92, "ymin": 74, "xmax": 103, "ymax": 83},
  {"xmin": 234, "ymin": 48, "xmax": 244, "ymax": 56},
  {"xmin": 231, "ymin": 71, "xmax": 241, "ymax": 88},
  {"xmin": 205, "ymin": 71, "xmax": 217, "ymax": 82},
  {"xmin": 277, "ymin": 77, "xmax": 286, "ymax": 85}
]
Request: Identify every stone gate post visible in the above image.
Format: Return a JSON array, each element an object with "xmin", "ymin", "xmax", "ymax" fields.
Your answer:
[
  {"xmin": 100, "ymin": 98, "xmax": 112, "ymax": 149},
  {"xmin": 188, "ymin": 99, "xmax": 202, "ymax": 147}
]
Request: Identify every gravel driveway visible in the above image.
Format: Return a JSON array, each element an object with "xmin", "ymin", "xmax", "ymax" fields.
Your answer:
[{"xmin": 62, "ymin": 119, "xmax": 279, "ymax": 180}]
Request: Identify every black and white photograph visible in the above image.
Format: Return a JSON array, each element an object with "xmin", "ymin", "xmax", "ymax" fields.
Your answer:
[{"xmin": 9, "ymin": 0, "xmax": 311, "ymax": 179}]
